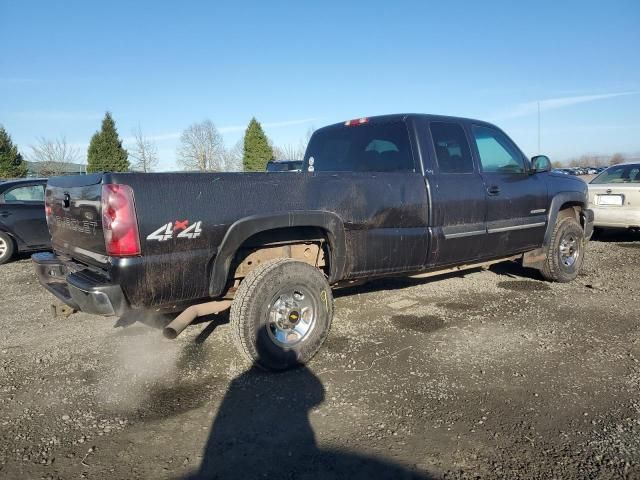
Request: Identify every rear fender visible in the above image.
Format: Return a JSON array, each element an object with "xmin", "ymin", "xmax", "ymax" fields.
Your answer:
[{"xmin": 209, "ymin": 211, "xmax": 346, "ymax": 297}]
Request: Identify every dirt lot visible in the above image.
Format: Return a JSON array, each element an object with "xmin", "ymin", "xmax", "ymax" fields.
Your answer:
[{"xmin": 1, "ymin": 231, "xmax": 639, "ymax": 480}]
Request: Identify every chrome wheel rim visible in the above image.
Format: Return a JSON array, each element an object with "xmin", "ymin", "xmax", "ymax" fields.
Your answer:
[
  {"xmin": 0, "ymin": 237, "xmax": 7, "ymax": 258},
  {"xmin": 267, "ymin": 287, "xmax": 316, "ymax": 347},
  {"xmin": 559, "ymin": 234, "xmax": 579, "ymax": 267}
]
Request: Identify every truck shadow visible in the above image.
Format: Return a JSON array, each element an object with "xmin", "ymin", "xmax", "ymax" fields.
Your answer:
[
  {"xmin": 591, "ymin": 228, "xmax": 640, "ymax": 243},
  {"xmin": 114, "ymin": 311, "xmax": 229, "ymax": 345},
  {"xmin": 334, "ymin": 260, "xmax": 544, "ymax": 299},
  {"xmin": 183, "ymin": 358, "xmax": 434, "ymax": 480},
  {"xmin": 333, "ymin": 269, "xmax": 483, "ymax": 298}
]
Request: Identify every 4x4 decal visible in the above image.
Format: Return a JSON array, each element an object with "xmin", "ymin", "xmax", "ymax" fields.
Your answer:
[{"xmin": 147, "ymin": 220, "xmax": 202, "ymax": 242}]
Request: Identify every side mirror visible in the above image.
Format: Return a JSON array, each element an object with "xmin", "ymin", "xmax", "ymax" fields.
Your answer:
[{"xmin": 531, "ymin": 155, "xmax": 551, "ymax": 173}]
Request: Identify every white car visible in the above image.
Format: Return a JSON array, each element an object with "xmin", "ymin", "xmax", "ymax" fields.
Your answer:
[{"xmin": 588, "ymin": 163, "xmax": 640, "ymax": 229}]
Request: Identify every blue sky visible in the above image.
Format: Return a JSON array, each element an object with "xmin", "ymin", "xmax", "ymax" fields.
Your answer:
[{"xmin": 1, "ymin": 0, "xmax": 639, "ymax": 170}]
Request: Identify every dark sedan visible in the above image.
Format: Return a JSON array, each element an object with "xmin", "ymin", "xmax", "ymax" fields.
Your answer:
[{"xmin": 0, "ymin": 178, "xmax": 50, "ymax": 264}]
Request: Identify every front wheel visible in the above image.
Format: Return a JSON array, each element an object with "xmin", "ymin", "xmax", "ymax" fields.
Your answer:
[
  {"xmin": 540, "ymin": 216, "xmax": 585, "ymax": 282},
  {"xmin": 230, "ymin": 258, "xmax": 334, "ymax": 371}
]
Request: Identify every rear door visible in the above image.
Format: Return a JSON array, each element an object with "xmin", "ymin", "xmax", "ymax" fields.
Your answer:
[
  {"xmin": 0, "ymin": 182, "xmax": 49, "ymax": 248},
  {"xmin": 424, "ymin": 120, "xmax": 489, "ymax": 266},
  {"xmin": 470, "ymin": 125, "xmax": 548, "ymax": 255}
]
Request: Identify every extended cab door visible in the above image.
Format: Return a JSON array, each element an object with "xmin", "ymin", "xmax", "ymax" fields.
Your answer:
[
  {"xmin": 424, "ymin": 120, "xmax": 489, "ymax": 266},
  {"xmin": 470, "ymin": 124, "xmax": 548, "ymax": 255}
]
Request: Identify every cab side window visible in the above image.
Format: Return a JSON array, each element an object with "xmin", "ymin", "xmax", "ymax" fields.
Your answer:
[
  {"xmin": 430, "ymin": 122, "xmax": 474, "ymax": 174},
  {"xmin": 3, "ymin": 185, "xmax": 45, "ymax": 203},
  {"xmin": 472, "ymin": 126, "xmax": 526, "ymax": 174}
]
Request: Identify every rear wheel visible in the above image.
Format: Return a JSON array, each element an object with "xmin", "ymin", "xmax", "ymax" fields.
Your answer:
[
  {"xmin": 230, "ymin": 258, "xmax": 333, "ymax": 371},
  {"xmin": 540, "ymin": 217, "xmax": 585, "ymax": 282},
  {"xmin": 0, "ymin": 232, "xmax": 15, "ymax": 265}
]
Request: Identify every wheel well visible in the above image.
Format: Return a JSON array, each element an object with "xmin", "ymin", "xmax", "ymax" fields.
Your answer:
[
  {"xmin": 230, "ymin": 227, "xmax": 331, "ymax": 283},
  {"xmin": 558, "ymin": 202, "xmax": 591, "ymax": 231},
  {"xmin": 558, "ymin": 203, "xmax": 582, "ymax": 223}
]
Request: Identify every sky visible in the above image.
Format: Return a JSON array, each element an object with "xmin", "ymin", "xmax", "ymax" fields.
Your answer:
[{"xmin": 1, "ymin": 0, "xmax": 639, "ymax": 170}]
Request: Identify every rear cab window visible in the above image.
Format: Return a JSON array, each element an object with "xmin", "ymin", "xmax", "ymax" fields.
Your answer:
[
  {"xmin": 304, "ymin": 121, "xmax": 415, "ymax": 172},
  {"xmin": 472, "ymin": 125, "xmax": 526, "ymax": 174}
]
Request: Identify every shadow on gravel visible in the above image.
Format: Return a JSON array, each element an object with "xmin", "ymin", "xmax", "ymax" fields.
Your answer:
[
  {"xmin": 591, "ymin": 228, "xmax": 640, "ymax": 243},
  {"xmin": 334, "ymin": 268, "xmax": 484, "ymax": 299},
  {"xmin": 392, "ymin": 314, "xmax": 445, "ymax": 333},
  {"xmin": 489, "ymin": 261, "xmax": 545, "ymax": 281},
  {"xmin": 497, "ymin": 280, "xmax": 551, "ymax": 292},
  {"xmin": 114, "ymin": 310, "xmax": 230, "ymax": 345},
  {"xmin": 185, "ymin": 362, "xmax": 433, "ymax": 480}
]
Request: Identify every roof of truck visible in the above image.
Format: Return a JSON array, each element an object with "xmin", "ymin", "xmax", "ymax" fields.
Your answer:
[{"xmin": 318, "ymin": 113, "xmax": 496, "ymax": 131}]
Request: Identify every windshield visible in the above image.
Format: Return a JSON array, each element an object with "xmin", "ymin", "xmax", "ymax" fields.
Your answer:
[
  {"xmin": 590, "ymin": 164, "xmax": 640, "ymax": 184},
  {"xmin": 304, "ymin": 121, "xmax": 415, "ymax": 172}
]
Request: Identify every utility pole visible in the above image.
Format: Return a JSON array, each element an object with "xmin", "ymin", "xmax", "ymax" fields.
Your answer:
[{"xmin": 537, "ymin": 101, "xmax": 541, "ymax": 154}]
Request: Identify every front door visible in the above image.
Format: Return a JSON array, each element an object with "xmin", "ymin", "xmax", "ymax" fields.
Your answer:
[{"xmin": 470, "ymin": 125, "xmax": 548, "ymax": 256}]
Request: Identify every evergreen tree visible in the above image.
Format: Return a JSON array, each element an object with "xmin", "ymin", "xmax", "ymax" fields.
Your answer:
[
  {"xmin": 87, "ymin": 112, "xmax": 129, "ymax": 172},
  {"xmin": 0, "ymin": 125, "xmax": 28, "ymax": 178},
  {"xmin": 242, "ymin": 118, "xmax": 274, "ymax": 171}
]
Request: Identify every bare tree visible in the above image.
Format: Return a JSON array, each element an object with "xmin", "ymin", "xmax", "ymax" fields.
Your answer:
[
  {"xmin": 129, "ymin": 126, "xmax": 159, "ymax": 173},
  {"xmin": 567, "ymin": 154, "xmax": 611, "ymax": 168},
  {"xmin": 610, "ymin": 153, "xmax": 626, "ymax": 166},
  {"xmin": 176, "ymin": 120, "xmax": 225, "ymax": 171},
  {"xmin": 221, "ymin": 140, "xmax": 243, "ymax": 172},
  {"xmin": 273, "ymin": 126, "xmax": 315, "ymax": 161},
  {"xmin": 29, "ymin": 137, "xmax": 79, "ymax": 177},
  {"xmin": 273, "ymin": 143, "xmax": 306, "ymax": 160}
]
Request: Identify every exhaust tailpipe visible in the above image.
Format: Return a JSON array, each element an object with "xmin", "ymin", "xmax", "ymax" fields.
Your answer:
[{"xmin": 163, "ymin": 300, "xmax": 232, "ymax": 339}]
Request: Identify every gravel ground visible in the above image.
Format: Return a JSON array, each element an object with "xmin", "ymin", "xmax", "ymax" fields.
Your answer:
[{"xmin": 1, "ymin": 231, "xmax": 639, "ymax": 479}]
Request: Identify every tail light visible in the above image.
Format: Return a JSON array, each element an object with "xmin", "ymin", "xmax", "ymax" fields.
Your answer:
[{"xmin": 101, "ymin": 184, "xmax": 141, "ymax": 256}]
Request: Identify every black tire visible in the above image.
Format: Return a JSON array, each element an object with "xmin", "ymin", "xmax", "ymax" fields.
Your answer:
[
  {"xmin": 0, "ymin": 231, "xmax": 15, "ymax": 265},
  {"xmin": 540, "ymin": 216, "xmax": 585, "ymax": 282},
  {"xmin": 230, "ymin": 258, "xmax": 334, "ymax": 371}
]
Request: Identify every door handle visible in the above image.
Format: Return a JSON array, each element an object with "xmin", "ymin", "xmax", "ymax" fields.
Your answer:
[
  {"xmin": 0, "ymin": 211, "xmax": 10, "ymax": 217},
  {"xmin": 487, "ymin": 186, "xmax": 501, "ymax": 196}
]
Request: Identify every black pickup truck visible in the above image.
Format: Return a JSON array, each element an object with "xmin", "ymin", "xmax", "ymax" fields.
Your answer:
[{"xmin": 33, "ymin": 114, "xmax": 594, "ymax": 370}]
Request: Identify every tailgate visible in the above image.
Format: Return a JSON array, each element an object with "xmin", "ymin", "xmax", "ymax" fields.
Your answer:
[
  {"xmin": 589, "ymin": 184, "xmax": 640, "ymax": 207},
  {"xmin": 46, "ymin": 174, "xmax": 107, "ymax": 265}
]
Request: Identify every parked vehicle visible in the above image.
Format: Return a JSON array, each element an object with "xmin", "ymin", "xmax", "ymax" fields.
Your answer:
[
  {"xmin": 588, "ymin": 163, "xmax": 640, "ymax": 230},
  {"xmin": 266, "ymin": 160, "xmax": 304, "ymax": 172},
  {"xmin": 0, "ymin": 178, "xmax": 50, "ymax": 264},
  {"xmin": 33, "ymin": 114, "xmax": 594, "ymax": 370}
]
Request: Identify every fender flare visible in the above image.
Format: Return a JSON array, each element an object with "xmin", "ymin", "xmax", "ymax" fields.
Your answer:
[
  {"xmin": 543, "ymin": 191, "xmax": 587, "ymax": 247},
  {"xmin": 208, "ymin": 211, "xmax": 347, "ymax": 297}
]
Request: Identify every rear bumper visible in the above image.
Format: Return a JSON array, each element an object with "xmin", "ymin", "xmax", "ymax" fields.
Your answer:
[
  {"xmin": 591, "ymin": 205, "xmax": 640, "ymax": 229},
  {"xmin": 583, "ymin": 208, "xmax": 595, "ymax": 240},
  {"xmin": 32, "ymin": 252, "xmax": 127, "ymax": 316}
]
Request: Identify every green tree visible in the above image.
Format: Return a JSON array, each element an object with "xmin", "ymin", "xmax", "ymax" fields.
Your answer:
[
  {"xmin": 242, "ymin": 117, "xmax": 274, "ymax": 171},
  {"xmin": 87, "ymin": 112, "xmax": 129, "ymax": 172},
  {"xmin": 0, "ymin": 125, "xmax": 28, "ymax": 178}
]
